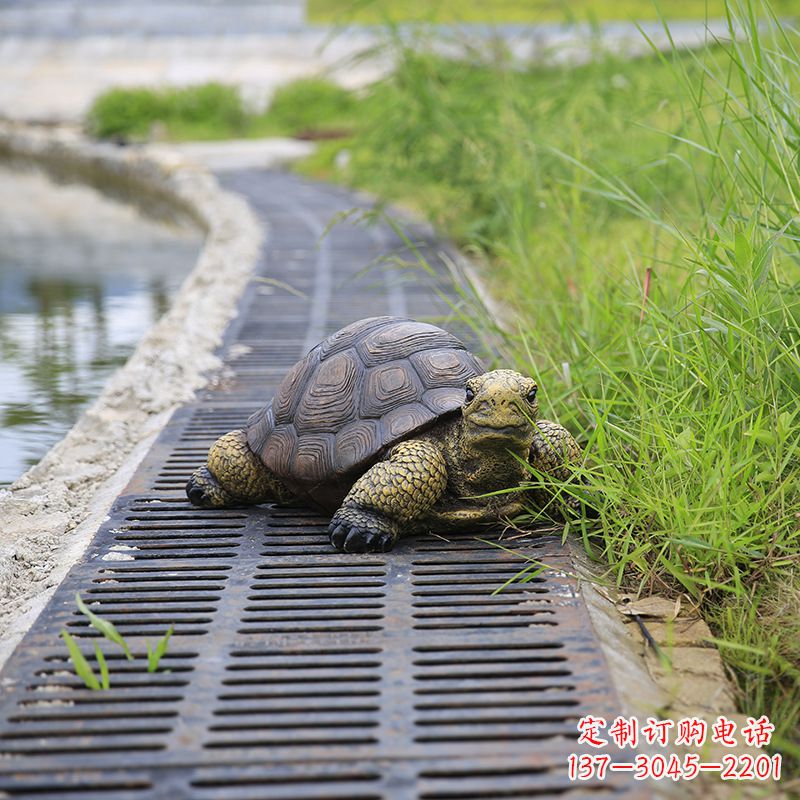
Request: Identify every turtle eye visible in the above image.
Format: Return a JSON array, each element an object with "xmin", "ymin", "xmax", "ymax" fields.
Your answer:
[
  {"xmin": 526, "ymin": 387, "xmax": 538, "ymax": 404},
  {"xmin": 464, "ymin": 386, "xmax": 475, "ymax": 403}
]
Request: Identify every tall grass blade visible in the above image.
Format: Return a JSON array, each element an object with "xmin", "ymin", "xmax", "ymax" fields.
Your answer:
[
  {"xmin": 60, "ymin": 631, "xmax": 100, "ymax": 691},
  {"xmin": 94, "ymin": 643, "xmax": 110, "ymax": 690},
  {"xmin": 147, "ymin": 626, "xmax": 174, "ymax": 673},
  {"xmin": 75, "ymin": 592, "xmax": 133, "ymax": 660}
]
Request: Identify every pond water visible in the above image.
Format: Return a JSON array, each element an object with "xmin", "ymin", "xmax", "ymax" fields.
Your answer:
[{"xmin": 0, "ymin": 161, "xmax": 202, "ymax": 486}]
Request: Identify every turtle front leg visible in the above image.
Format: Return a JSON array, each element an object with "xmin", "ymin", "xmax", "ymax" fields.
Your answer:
[
  {"xmin": 528, "ymin": 419, "xmax": 585, "ymax": 515},
  {"xmin": 186, "ymin": 429, "xmax": 292, "ymax": 509},
  {"xmin": 329, "ymin": 439, "xmax": 447, "ymax": 553}
]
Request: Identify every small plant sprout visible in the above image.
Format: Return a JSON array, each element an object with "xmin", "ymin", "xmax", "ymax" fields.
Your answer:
[
  {"xmin": 146, "ymin": 626, "xmax": 174, "ymax": 673},
  {"xmin": 94, "ymin": 643, "xmax": 110, "ymax": 690},
  {"xmin": 60, "ymin": 593, "xmax": 174, "ymax": 690},
  {"xmin": 74, "ymin": 592, "xmax": 133, "ymax": 660},
  {"xmin": 60, "ymin": 631, "xmax": 101, "ymax": 691}
]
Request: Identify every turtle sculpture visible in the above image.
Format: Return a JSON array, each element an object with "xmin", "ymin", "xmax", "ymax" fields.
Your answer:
[{"xmin": 186, "ymin": 316, "xmax": 584, "ymax": 553}]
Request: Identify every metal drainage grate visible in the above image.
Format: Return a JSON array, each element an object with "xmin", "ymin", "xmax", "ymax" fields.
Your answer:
[{"xmin": 0, "ymin": 171, "xmax": 631, "ymax": 798}]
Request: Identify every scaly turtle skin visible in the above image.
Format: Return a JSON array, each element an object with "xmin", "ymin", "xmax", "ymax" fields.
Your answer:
[{"xmin": 186, "ymin": 317, "xmax": 585, "ymax": 553}]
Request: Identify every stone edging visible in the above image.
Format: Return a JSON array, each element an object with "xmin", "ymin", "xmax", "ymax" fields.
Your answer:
[{"xmin": 0, "ymin": 123, "xmax": 264, "ymax": 667}]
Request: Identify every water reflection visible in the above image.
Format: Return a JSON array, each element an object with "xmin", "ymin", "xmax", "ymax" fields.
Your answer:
[{"xmin": 0, "ymin": 161, "xmax": 202, "ymax": 485}]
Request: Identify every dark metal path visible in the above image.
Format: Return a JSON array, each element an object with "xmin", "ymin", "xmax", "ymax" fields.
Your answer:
[{"xmin": 0, "ymin": 171, "xmax": 630, "ymax": 799}]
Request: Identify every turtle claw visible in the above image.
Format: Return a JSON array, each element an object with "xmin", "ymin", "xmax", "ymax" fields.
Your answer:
[
  {"xmin": 186, "ymin": 480, "xmax": 208, "ymax": 507},
  {"xmin": 328, "ymin": 509, "xmax": 398, "ymax": 553},
  {"xmin": 186, "ymin": 466, "xmax": 237, "ymax": 509},
  {"xmin": 186, "ymin": 467, "xmax": 215, "ymax": 507}
]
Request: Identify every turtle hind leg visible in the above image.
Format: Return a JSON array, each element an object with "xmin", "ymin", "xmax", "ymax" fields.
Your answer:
[
  {"xmin": 186, "ymin": 429, "xmax": 292, "ymax": 509},
  {"xmin": 328, "ymin": 438, "xmax": 448, "ymax": 553}
]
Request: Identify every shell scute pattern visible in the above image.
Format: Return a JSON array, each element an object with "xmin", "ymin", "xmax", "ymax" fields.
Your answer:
[
  {"xmin": 334, "ymin": 419, "xmax": 381, "ymax": 474},
  {"xmin": 245, "ymin": 401, "xmax": 275, "ymax": 455},
  {"xmin": 381, "ymin": 402, "xmax": 436, "ymax": 444},
  {"xmin": 318, "ymin": 316, "xmax": 393, "ymax": 359},
  {"xmin": 293, "ymin": 349, "xmax": 360, "ymax": 433},
  {"xmin": 273, "ymin": 355, "xmax": 317, "ymax": 425},
  {"xmin": 261, "ymin": 425, "xmax": 297, "ymax": 475},
  {"xmin": 422, "ymin": 387, "xmax": 467, "ymax": 415},
  {"xmin": 360, "ymin": 361, "xmax": 424, "ymax": 419},
  {"xmin": 292, "ymin": 432, "xmax": 336, "ymax": 483},
  {"xmin": 248, "ymin": 316, "xmax": 483, "ymax": 501},
  {"xmin": 355, "ymin": 320, "xmax": 463, "ymax": 368},
  {"xmin": 410, "ymin": 348, "xmax": 483, "ymax": 388}
]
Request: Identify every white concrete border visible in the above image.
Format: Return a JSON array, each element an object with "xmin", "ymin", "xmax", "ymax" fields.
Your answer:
[{"xmin": 0, "ymin": 123, "xmax": 264, "ymax": 668}]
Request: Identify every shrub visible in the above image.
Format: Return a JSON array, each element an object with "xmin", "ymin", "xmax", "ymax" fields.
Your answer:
[
  {"xmin": 86, "ymin": 83, "xmax": 246, "ymax": 140},
  {"xmin": 86, "ymin": 87, "xmax": 169, "ymax": 138},
  {"xmin": 265, "ymin": 78, "xmax": 357, "ymax": 135}
]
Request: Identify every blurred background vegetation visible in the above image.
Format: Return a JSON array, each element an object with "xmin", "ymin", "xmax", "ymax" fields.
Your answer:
[{"xmin": 306, "ymin": 0, "xmax": 798, "ymax": 23}]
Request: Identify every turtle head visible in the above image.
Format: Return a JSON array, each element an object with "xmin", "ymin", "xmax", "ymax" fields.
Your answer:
[{"xmin": 461, "ymin": 369, "xmax": 539, "ymax": 449}]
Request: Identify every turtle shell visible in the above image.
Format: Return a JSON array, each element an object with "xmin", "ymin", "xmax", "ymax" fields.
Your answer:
[{"xmin": 245, "ymin": 316, "xmax": 484, "ymax": 510}]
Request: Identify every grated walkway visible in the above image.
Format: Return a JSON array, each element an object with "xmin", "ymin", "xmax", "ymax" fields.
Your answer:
[{"xmin": 0, "ymin": 170, "xmax": 633, "ymax": 799}]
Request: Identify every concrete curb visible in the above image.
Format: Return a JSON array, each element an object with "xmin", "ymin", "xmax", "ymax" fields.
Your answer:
[{"xmin": 0, "ymin": 123, "xmax": 264, "ymax": 668}]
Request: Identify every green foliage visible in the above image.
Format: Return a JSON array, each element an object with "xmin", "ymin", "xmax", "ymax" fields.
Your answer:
[
  {"xmin": 86, "ymin": 78, "xmax": 356, "ymax": 142},
  {"xmin": 167, "ymin": 82, "xmax": 248, "ymax": 129},
  {"xmin": 265, "ymin": 78, "xmax": 357, "ymax": 135},
  {"xmin": 75, "ymin": 592, "xmax": 133, "ymax": 660},
  {"xmin": 86, "ymin": 83, "xmax": 247, "ymax": 141},
  {"xmin": 60, "ymin": 630, "xmax": 101, "ymax": 691},
  {"xmin": 329, "ymin": 43, "xmax": 704, "ymax": 250},
  {"xmin": 295, "ymin": 0, "xmax": 800, "ymax": 768},
  {"xmin": 61, "ymin": 593, "xmax": 173, "ymax": 690},
  {"xmin": 146, "ymin": 626, "xmax": 174, "ymax": 673},
  {"xmin": 86, "ymin": 87, "xmax": 169, "ymax": 139},
  {"xmin": 94, "ymin": 643, "xmax": 110, "ymax": 690},
  {"xmin": 308, "ymin": 0, "xmax": 799, "ymax": 24}
]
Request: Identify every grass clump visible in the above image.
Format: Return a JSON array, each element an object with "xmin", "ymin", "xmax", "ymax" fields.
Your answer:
[
  {"xmin": 296, "ymin": 1, "xmax": 800, "ymax": 769},
  {"xmin": 266, "ymin": 78, "xmax": 358, "ymax": 136},
  {"xmin": 86, "ymin": 79, "xmax": 356, "ymax": 142},
  {"xmin": 86, "ymin": 87, "xmax": 171, "ymax": 139},
  {"xmin": 87, "ymin": 83, "xmax": 247, "ymax": 140}
]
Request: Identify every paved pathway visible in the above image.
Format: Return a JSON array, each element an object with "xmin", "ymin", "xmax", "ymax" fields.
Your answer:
[{"xmin": 0, "ymin": 169, "xmax": 630, "ymax": 798}]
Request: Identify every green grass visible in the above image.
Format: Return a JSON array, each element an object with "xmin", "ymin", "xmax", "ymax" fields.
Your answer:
[
  {"xmin": 86, "ymin": 79, "xmax": 356, "ymax": 142},
  {"xmin": 294, "ymin": 2, "xmax": 800, "ymax": 769},
  {"xmin": 87, "ymin": 83, "xmax": 248, "ymax": 140},
  {"xmin": 308, "ymin": 0, "xmax": 799, "ymax": 24}
]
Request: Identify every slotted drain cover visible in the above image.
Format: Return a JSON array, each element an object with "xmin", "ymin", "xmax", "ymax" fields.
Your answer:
[{"xmin": 0, "ymin": 171, "xmax": 630, "ymax": 798}]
